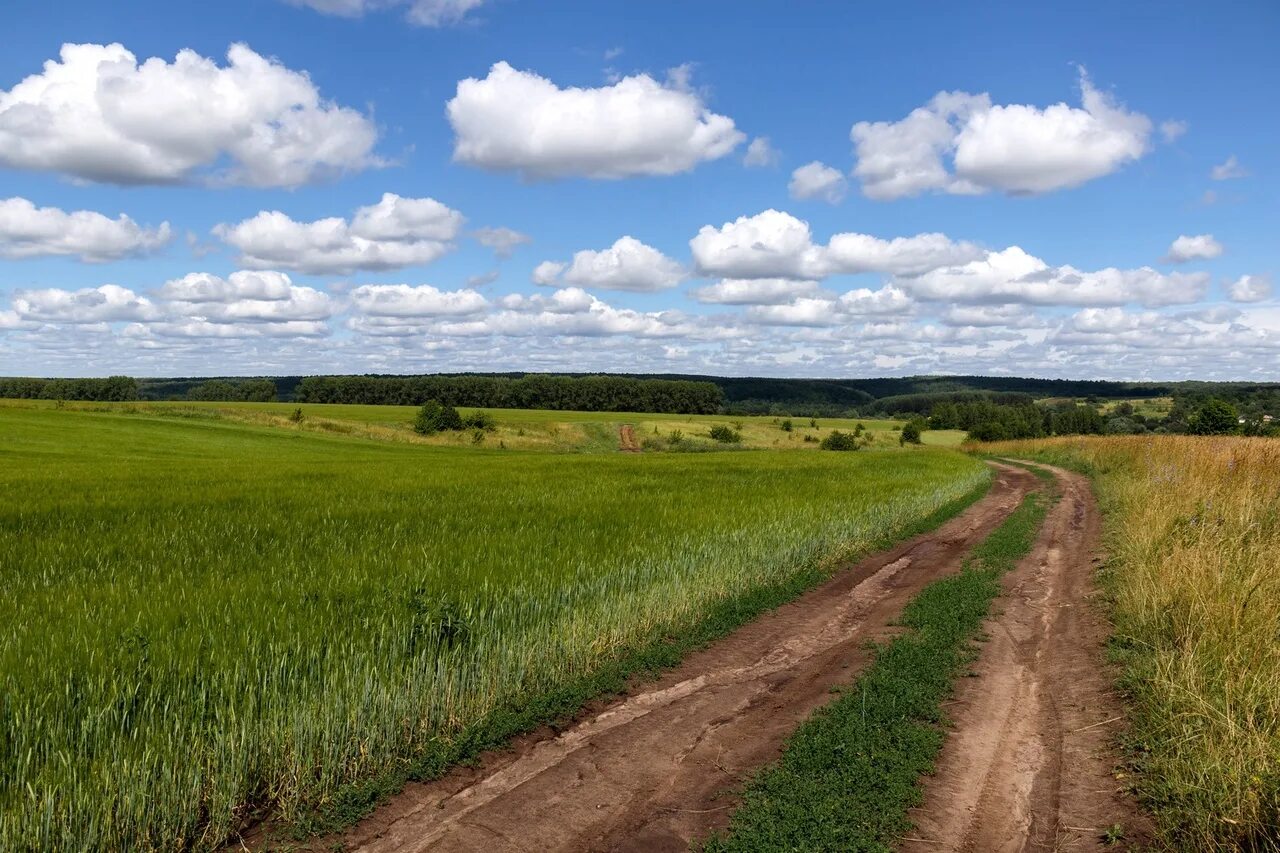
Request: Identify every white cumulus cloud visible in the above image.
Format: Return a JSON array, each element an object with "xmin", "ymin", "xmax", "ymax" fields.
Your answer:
[
  {"xmin": 691, "ymin": 278, "xmax": 822, "ymax": 305},
  {"xmin": 0, "ymin": 197, "xmax": 171, "ymax": 261},
  {"xmin": 12, "ymin": 284, "xmax": 159, "ymax": 324},
  {"xmin": 902, "ymin": 246, "xmax": 1209, "ymax": 307},
  {"xmin": 0, "ymin": 43, "xmax": 380, "ymax": 187},
  {"xmin": 788, "ymin": 161, "xmax": 847, "ymax": 203},
  {"xmin": 1226, "ymin": 274, "xmax": 1272, "ymax": 303},
  {"xmin": 536, "ymin": 236, "xmax": 685, "ymax": 292},
  {"xmin": 215, "ymin": 194, "xmax": 464, "ymax": 275},
  {"xmin": 690, "ymin": 209, "xmax": 982, "ymax": 280},
  {"xmin": 446, "ymin": 61, "xmax": 745, "ymax": 179},
  {"xmin": 1164, "ymin": 234, "xmax": 1223, "ymax": 263},
  {"xmin": 743, "ymin": 136, "xmax": 779, "ymax": 167},
  {"xmin": 851, "ymin": 70, "xmax": 1151, "ymax": 199},
  {"xmin": 349, "ymin": 284, "xmax": 488, "ymax": 317}
]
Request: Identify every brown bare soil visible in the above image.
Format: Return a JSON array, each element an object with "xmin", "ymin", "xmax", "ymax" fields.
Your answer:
[
  {"xmin": 900, "ymin": 464, "xmax": 1153, "ymax": 853},
  {"xmin": 618, "ymin": 424, "xmax": 640, "ymax": 452},
  {"xmin": 283, "ymin": 463, "xmax": 1039, "ymax": 853}
]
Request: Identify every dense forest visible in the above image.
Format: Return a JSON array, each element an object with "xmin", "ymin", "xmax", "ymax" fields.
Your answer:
[
  {"xmin": 0, "ymin": 376, "xmax": 139, "ymax": 401},
  {"xmin": 293, "ymin": 374, "xmax": 724, "ymax": 414}
]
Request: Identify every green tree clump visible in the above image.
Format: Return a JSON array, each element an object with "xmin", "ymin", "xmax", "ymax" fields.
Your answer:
[
  {"xmin": 820, "ymin": 430, "xmax": 860, "ymax": 451},
  {"xmin": 900, "ymin": 418, "xmax": 926, "ymax": 445},
  {"xmin": 708, "ymin": 424, "xmax": 742, "ymax": 444},
  {"xmin": 413, "ymin": 401, "xmax": 464, "ymax": 435},
  {"xmin": 1187, "ymin": 398, "xmax": 1239, "ymax": 435}
]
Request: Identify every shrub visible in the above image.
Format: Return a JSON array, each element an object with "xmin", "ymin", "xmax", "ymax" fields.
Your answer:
[
  {"xmin": 900, "ymin": 418, "xmax": 925, "ymax": 445},
  {"xmin": 413, "ymin": 400, "xmax": 463, "ymax": 435},
  {"xmin": 462, "ymin": 410, "xmax": 497, "ymax": 431},
  {"xmin": 820, "ymin": 430, "xmax": 860, "ymax": 451},
  {"xmin": 289, "ymin": 407, "xmax": 305, "ymax": 424},
  {"xmin": 708, "ymin": 424, "xmax": 742, "ymax": 444},
  {"xmin": 1187, "ymin": 398, "xmax": 1239, "ymax": 435},
  {"xmin": 780, "ymin": 419, "xmax": 794, "ymax": 432}
]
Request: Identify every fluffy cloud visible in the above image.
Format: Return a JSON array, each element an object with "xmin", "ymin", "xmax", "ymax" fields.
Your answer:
[
  {"xmin": 691, "ymin": 278, "xmax": 822, "ymax": 305},
  {"xmin": 0, "ymin": 43, "xmax": 379, "ymax": 187},
  {"xmin": 215, "ymin": 194, "xmax": 464, "ymax": 274},
  {"xmin": 851, "ymin": 70, "xmax": 1150, "ymax": 199},
  {"xmin": 349, "ymin": 284, "xmax": 488, "ymax": 317},
  {"xmin": 473, "ymin": 226, "xmax": 532, "ymax": 258},
  {"xmin": 536, "ymin": 236, "xmax": 685, "ymax": 292},
  {"xmin": 160, "ymin": 271, "xmax": 332, "ymax": 323},
  {"xmin": 12, "ymin": 284, "xmax": 158, "ymax": 324},
  {"xmin": 690, "ymin": 209, "xmax": 982, "ymax": 279},
  {"xmin": 446, "ymin": 62, "xmax": 744, "ymax": 179},
  {"xmin": 283, "ymin": 0, "xmax": 485, "ymax": 26},
  {"xmin": 0, "ymin": 197, "xmax": 171, "ymax": 261},
  {"xmin": 743, "ymin": 136, "xmax": 779, "ymax": 167},
  {"xmin": 1226, "ymin": 274, "xmax": 1272, "ymax": 303},
  {"xmin": 745, "ymin": 285, "xmax": 913, "ymax": 327},
  {"xmin": 1164, "ymin": 234, "xmax": 1223, "ymax": 263},
  {"xmin": 1210, "ymin": 155, "xmax": 1247, "ymax": 180},
  {"xmin": 788, "ymin": 161, "xmax": 847, "ymax": 203},
  {"xmin": 902, "ymin": 246, "xmax": 1209, "ymax": 307}
]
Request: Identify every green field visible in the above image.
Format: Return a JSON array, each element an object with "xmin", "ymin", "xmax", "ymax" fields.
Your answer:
[
  {"xmin": 0, "ymin": 398, "xmax": 965, "ymax": 452},
  {"xmin": 0, "ymin": 403, "xmax": 986, "ymax": 849}
]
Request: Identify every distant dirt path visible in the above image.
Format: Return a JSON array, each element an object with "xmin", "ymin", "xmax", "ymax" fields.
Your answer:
[
  {"xmin": 900, "ymin": 464, "xmax": 1152, "ymax": 853},
  {"xmin": 298, "ymin": 464, "xmax": 1038, "ymax": 853}
]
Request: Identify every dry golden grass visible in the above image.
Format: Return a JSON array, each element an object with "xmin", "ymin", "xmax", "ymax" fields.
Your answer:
[{"xmin": 981, "ymin": 435, "xmax": 1280, "ymax": 850}]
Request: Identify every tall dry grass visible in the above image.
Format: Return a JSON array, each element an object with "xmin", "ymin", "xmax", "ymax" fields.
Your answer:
[{"xmin": 984, "ymin": 435, "xmax": 1280, "ymax": 850}]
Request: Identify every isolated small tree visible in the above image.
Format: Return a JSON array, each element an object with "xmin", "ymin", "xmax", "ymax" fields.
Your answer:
[
  {"xmin": 413, "ymin": 400, "xmax": 463, "ymax": 435},
  {"xmin": 900, "ymin": 418, "xmax": 925, "ymax": 445}
]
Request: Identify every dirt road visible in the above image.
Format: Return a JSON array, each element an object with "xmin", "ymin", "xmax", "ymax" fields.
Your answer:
[
  {"xmin": 309, "ymin": 463, "xmax": 1040, "ymax": 853},
  {"xmin": 901, "ymin": 464, "xmax": 1152, "ymax": 853}
]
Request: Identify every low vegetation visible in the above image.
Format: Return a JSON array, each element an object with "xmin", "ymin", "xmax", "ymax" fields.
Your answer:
[
  {"xmin": 0, "ymin": 405, "xmax": 989, "ymax": 850},
  {"xmin": 983, "ymin": 435, "xmax": 1280, "ymax": 850},
  {"xmin": 703, "ymin": 488, "xmax": 1051, "ymax": 851}
]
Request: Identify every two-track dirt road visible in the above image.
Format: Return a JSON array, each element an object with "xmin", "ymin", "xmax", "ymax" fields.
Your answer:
[{"xmin": 287, "ymin": 463, "xmax": 1145, "ymax": 853}]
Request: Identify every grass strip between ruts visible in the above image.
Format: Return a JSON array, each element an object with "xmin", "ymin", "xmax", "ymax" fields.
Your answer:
[
  {"xmin": 273, "ymin": 476, "xmax": 995, "ymax": 844},
  {"xmin": 701, "ymin": 481, "xmax": 1054, "ymax": 852}
]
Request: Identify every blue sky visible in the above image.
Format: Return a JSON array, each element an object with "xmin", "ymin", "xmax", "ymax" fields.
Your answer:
[{"xmin": 0, "ymin": 0, "xmax": 1276, "ymax": 378}]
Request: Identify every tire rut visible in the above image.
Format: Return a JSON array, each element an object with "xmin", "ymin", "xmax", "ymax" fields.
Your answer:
[
  {"xmin": 900, "ymin": 464, "xmax": 1153, "ymax": 853},
  {"xmin": 290, "ymin": 463, "xmax": 1039, "ymax": 853}
]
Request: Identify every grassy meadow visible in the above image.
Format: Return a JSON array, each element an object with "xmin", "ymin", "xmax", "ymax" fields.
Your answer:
[
  {"xmin": 0, "ymin": 403, "xmax": 986, "ymax": 850},
  {"xmin": 983, "ymin": 435, "xmax": 1280, "ymax": 850},
  {"xmin": 0, "ymin": 397, "xmax": 965, "ymax": 452}
]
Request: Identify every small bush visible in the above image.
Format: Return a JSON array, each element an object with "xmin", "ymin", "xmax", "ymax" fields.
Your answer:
[
  {"xmin": 820, "ymin": 430, "xmax": 860, "ymax": 451},
  {"xmin": 462, "ymin": 410, "xmax": 497, "ymax": 431},
  {"xmin": 413, "ymin": 400, "xmax": 463, "ymax": 435},
  {"xmin": 708, "ymin": 424, "xmax": 742, "ymax": 444},
  {"xmin": 289, "ymin": 407, "xmax": 305, "ymax": 424},
  {"xmin": 803, "ymin": 434, "xmax": 817, "ymax": 443},
  {"xmin": 809, "ymin": 418, "xmax": 819, "ymax": 429},
  {"xmin": 900, "ymin": 418, "xmax": 925, "ymax": 445},
  {"xmin": 780, "ymin": 419, "xmax": 794, "ymax": 432}
]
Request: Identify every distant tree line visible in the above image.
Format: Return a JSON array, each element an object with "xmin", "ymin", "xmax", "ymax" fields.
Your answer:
[
  {"xmin": 0, "ymin": 376, "xmax": 138, "ymax": 401},
  {"xmin": 186, "ymin": 379, "xmax": 277, "ymax": 402},
  {"xmin": 294, "ymin": 374, "xmax": 724, "ymax": 414}
]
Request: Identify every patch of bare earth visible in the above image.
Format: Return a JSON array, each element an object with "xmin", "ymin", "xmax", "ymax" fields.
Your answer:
[
  {"xmin": 900, "ymin": 464, "xmax": 1153, "ymax": 853},
  {"xmin": 618, "ymin": 425, "xmax": 640, "ymax": 452},
  {"xmin": 268, "ymin": 464, "xmax": 1037, "ymax": 853}
]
